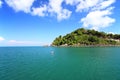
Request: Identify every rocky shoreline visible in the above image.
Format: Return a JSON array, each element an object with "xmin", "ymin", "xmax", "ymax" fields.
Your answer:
[{"xmin": 51, "ymin": 44, "xmax": 120, "ymax": 47}]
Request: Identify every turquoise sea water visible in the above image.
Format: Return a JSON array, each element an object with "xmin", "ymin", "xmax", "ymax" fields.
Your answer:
[{"xmin": 0, "ymin": 47, "xmax": 120, "ymax": 80}]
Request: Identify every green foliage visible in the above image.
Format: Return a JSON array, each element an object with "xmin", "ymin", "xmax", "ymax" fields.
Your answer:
[{"xmin": 52, "ymin": 28, "xmax": 120, "ymax": 46}]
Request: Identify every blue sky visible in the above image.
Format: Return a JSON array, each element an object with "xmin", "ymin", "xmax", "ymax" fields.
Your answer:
[{"xmin": 0, "ymin": 0, "xmax": 120, "ymax": 46}]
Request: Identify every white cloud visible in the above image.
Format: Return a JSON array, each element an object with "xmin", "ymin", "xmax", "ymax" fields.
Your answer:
[
  {"xmin": 65, "ymin": 0, "xmax": 75, "ymax": 5},
  {"xmin": 48, "ymin": 0, "xmax": 72, "ymax": 20},
  {"xmin": 72, "ymin": 0, "xmax": 115, "ymax": 12},
  {"xmin": 97, "ymin": 0, "xmax": 115, "ymax": 10},
  {"xmin": 5, "ymin": 0, "xmax": 35, "ymax": 13},
  {"xmin": 9, "ymin": 40, "xmax": 17, "ymax": 43},
  {"xmin": 9, "ymin": 40, "xmax": 33, "ymax": 44},
  {"xmin": 0, "ymin": 36, "xmax": 5, "ymax": 41},
  {"xmin": 4, "ymin": 0, "xmax": 116, "ymax": 27},
  {"xmin": 56, "ymin": 9, "xmax": 72, "ymax": 21},
  {"xmin": 32, "ymin": 5, "xmax": 47, "ymax": 17},
  {"xmin": 77, "ymin": 0, "xmax": 116, "ymax": 30},
  {"xmin": 64, "ymin": 0, "xmax": 116, "ymax": 29},
  {"xmin": 81, "ymin": 8, "xmax": 115, "ymax": 30},
  {"xmin": 8, "ymin": 40, "xmax": 43, "ymax": 45},
  {"xmin": 32, "ymin": 0, "xmax": 72, "ymax": 21},
  {"xmin": 48, "ymin": 0, "xmax": 63, "ymax": 13},
  {"xmin": 0, "ymin": 0, "xmax": 3, "ymax": 8},
  {"xmin": 76, "ymin": 0, "xmax": 100, "ymax": 12}
]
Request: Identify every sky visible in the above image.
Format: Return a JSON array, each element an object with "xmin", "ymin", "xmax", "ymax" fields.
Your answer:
[{"xmin": 0, "ymin": 0, "xmax": 120, "ymax": 46}]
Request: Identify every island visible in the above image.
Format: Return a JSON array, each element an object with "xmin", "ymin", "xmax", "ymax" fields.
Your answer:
[{"xmin": 52, "ymin": 28, "xmax": 120, "ymax": 47}]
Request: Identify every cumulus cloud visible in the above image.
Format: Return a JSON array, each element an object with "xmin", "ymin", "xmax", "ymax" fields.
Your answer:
[
  {"xmin": 81, "ymin": 8, "xmax": 115, "ymax": 30},
  {"xmin": 66, "ymin": 0, "xmax": 115, "ymax": 12},
  {"xmin": 56, "ymin": 9, "xmax": 71, "ymax": 21},
  {"xmin": 65, "ymin": 0, "xmax": 116, "ymax": 30},
  {"xmin": 5, "ymin": 0, "xmax": 35, "ymax": 13},
  {"xmin": 76, "ymin": 0, "xmax": 100, "ymax": 12},
  {"xmin": 80, "ymin": 0, "xmax": 115, "ymax": 30},
  {"xmin": 4, "ymin": 0, "xmax": 116, "ymax": 29},
  {"xmin": 32, "ymin": 5, "xmax": 47, "ymax": 17},
  {"xmin": 0, "ymin": 36, "xmax": 5, "ymax": 41},
  {"xmin": 32, "ymin": 0, "xmax": 72, "ymax": 21},
  {"xmin": 5, "ymin": 0, "xmax": 72, "ymax": 20},
  {"xmin": 96, "ymin": 0, "xmax": 115, "ymax": 10},
  {"xmin": 0, "ymin": 0, "xmax": 3, "ymax": 8},
  {"xmin": 31, "ymin": 0, "xmax": 115, "ymax": 24},
  {"xmin": 48, "ymin": 0, "xmax": 72, "ymax": 21},
  {"xmin": 65, "ymin": 0, "xmax": 76, "ymax": 5}
]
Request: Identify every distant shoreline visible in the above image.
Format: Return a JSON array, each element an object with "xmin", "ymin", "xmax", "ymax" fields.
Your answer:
[{"xmin": 51, "ymin": 44, "xmax": 120, "ymax": 47}]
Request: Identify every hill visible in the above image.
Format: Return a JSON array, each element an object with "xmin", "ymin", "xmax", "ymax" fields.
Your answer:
[{"xmin": 52, "ymin": 28, "xmax": 120, "ymax": 46}]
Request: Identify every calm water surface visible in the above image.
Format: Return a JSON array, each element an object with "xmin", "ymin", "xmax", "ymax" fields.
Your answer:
[{"xmin": 0, "ymin": 47, "xmax": 120, "ymax": 80}]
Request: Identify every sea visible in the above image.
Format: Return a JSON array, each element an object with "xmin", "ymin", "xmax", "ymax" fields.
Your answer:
[{"xmin": 0, "ymin": 46, "xmax": 120, "ymax": 80}]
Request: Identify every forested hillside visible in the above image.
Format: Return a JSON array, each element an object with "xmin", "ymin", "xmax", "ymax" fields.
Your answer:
[{"xmin": 52, "ymin": 28, "xmax": 120, "ymax": 46}]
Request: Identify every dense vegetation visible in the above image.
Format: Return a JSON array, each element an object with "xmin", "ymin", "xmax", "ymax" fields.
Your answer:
[{"xmin": 52, "ymin": 28, "xmax": 120, "ymax": 46}]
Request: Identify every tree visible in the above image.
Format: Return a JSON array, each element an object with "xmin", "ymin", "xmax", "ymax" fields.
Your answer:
[{"xmin": 52, "ymin": 28, "xmax": 120, "ymax": 46}]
